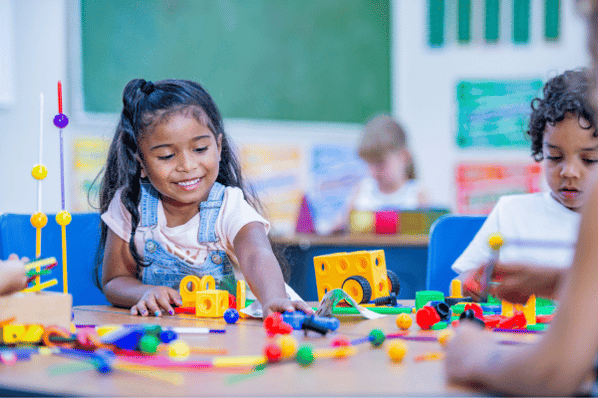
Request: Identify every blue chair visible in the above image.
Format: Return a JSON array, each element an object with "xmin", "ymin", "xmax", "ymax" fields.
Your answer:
[
  {"xmin": 0, "ymin": 213, "xmax": 110, "ymax": 306},
  {"xmin": 426, "ymin": 214, "xmax": 486, "ymax": 295}
]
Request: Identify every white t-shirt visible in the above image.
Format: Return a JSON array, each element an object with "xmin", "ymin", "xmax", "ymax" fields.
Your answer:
[
  {"xmin": 451, "ymin": 192, "xmax": 580, "ymax": 275},
  {"xmin": 101, "ymin": 186, "xmax": 270, "ymax": 270},
  {"xmin": 353, "ymin": 177, "xmax": 423, "ymax": 212}
]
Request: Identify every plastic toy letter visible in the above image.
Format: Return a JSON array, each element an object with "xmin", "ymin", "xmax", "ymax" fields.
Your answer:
[{"xmin": 315, "ymin": 288, "xmax": 385, "ymax": 320}]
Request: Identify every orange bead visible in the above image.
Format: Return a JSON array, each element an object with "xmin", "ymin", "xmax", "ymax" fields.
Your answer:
[
  {"xmin": 31, "ymin": 164, "xmax": 48, "ymax": 180},
  {"xmin": 55, "ymin": 211, "xmax": 71, "ymax": 226},
  {"xmin": 30, "ymin": 212, "xmax": 48, "ymax": 228},
  {"xmin": 395, "ymin": 313, "xmax": 412, "ymax": 330}
]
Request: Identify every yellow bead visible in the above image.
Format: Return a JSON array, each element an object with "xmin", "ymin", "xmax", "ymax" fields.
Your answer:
[
  {"xmin": 55, "ymin": 210, "xmax": 71, "ymax": 226},
  {"xmin": 387, "ymin": 341, "xmax": 407, "ymax": 363},
  {"xmin": 438, "ymin": 329, "xmax": 454, "ymax": 346},
  {"xmin": 395, "ymin": 313, "xmax": 412, "ymax": 330},
  {"xmin": 31, "ymin": 164, "xmax": 48, "ymax": 180},
  {"xmin": 168, "ymin": 340, "xmax": 190, "ymax": 360},
  {"xmin": 277, "ymin": 335, "xmax": 298, "ymax": 358},
  {"xmin": 488, "ymin": 233, "xmax": 503, "ymax": 251},
  {"xmin": 30, "ymin": 212, "xmax": 48, "ymax": 228}
]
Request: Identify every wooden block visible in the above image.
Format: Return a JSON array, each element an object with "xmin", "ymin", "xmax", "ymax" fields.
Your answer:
[{"xmin": 0, "ymin": 291, "xmax": 72, "ymax": 329}]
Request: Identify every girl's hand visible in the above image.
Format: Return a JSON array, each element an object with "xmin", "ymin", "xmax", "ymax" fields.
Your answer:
[
  {"xmin": 262, "ymin": 298, "xmax": 314, "ymax": 318},
  {"xmin": 489, "ymin": 263, "xmax": 562, "ymax": 304},
  {"xmin": 131, "ymin": 286, "xmax": 182, "ymax": 317},
  {"xmin": 0, "ymin": 254, "xmax": 29, "ymax": 296}
]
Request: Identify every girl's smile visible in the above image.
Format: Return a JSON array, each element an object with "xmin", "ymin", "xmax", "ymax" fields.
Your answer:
[{"xmin": 137, "ymin": 110, "xmax": 222, "ymax": 226}]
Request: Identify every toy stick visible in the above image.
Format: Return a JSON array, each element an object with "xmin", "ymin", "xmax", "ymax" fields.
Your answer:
[
  {"xmin": 21, "ymin": 278, "xmax": 57, "ymax": 293},
  {"xmin": 53, "ymin": 81, "xmax": 71, "ymax": 294},
  {"xmin": 414, "ymin": 351, "xmax": 444, "ymax": 362},
  {"xmin": 24, "ymin": 257, "xmax": 57, "ymax": 271},
  {"xmin": 113, "ymin": 363, "xmax": 185, "ymax": 386}
]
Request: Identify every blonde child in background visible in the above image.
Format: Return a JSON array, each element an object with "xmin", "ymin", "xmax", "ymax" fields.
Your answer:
[
  {"xmin": 0, "ymin": 254, "xmax": 28, "ymax": 296},
  {"xmin": 95, "ymin": 78, "xmax": 312, "ymax": 318},
  {"xmin": 335, "ymin": 114, "xmax": 427, "ymax": 232},
  {"xmin": 452, "ymin": 69, "xmax": 598, "ymax": 301}
]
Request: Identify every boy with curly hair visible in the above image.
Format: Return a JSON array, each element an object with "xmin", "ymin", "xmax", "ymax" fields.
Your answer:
[{"xmin": 451, "ymin": 69, "xmax": 598, "ymax": 301}]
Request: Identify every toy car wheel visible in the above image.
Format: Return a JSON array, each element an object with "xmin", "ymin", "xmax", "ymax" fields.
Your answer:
[
  {"xmin": 342, "ymin": 275, "xmax": 372, "ymax": 304},
  {"xmin": 386, "ymin": 270, "xmax": 400, "ymax": 296}
]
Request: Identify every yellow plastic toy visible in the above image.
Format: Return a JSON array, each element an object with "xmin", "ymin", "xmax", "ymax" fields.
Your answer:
[
  {"xmin": 313, "ymin": 250, "xmax": 400, "ymax": 304},
  {"xmin": 178, "ymin": 275, "xmax": 228, "ymax": 318}
]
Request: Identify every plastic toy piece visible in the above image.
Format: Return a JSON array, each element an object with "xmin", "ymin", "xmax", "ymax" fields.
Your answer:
[
  {"xmin": 395, "ymin": 313, "xmax": 412, "ymax": 330},
  {"xmin": 431, "ymin": 321, "xmax": 448, "ymax": 330},
  {"xmin": 168, "ymin": 340, "xmax": 190, "ymax": 359},
  {"xmin": 263, "ymin": 313, "xmax": 293, "ymax": 337},
  {"xmin": 174, "ymin": 307, "xmax": 195, "ymax": 315},
  {"xmin": 277, "ymin": 335, "xmax": 298, "ymax": 358},
  {"xmin": 428, "ymin": 301, "xmax": 451, "ymax": 322},
  {"xmin": 387, "ymin": 341, "xmax": 407, "ymax": 362},
  {"xmin": 264, "ymin": 343, "xmax": 282, "ymax": 363},
  {"xmin": 349, "ymin": 210, "xmax": 375, "ymax": 233},
  {"xmin": 370, "ymin": 293, "xmax": 398, "ymax": 306},
  {"xmin": 224, "ymin": 308, "xmax": 240, "ymax": 324},
  {"xmin": 195, "ymin": 289, "xmax": 228, "ymax": 318},
  {"xmin": 180, "ymin": 275, "xmax": 201, "ymax": 308},
  {"xmin": 331, "ymin": 336, "xmax": 350, "ymax": 347},
  {"xmin": 375, "ymin": 210, "xmax": 399, "ymax": 235},
  {"xmin": 437, "ymin": 329, "xmax": 454, "ymax": 346},
  {"xmin": 414, "ymin": 290, "xmax": 444, "ymax": 310},
  {"xmin": 368, "ymin": 329, "xmax": 386, "ymax": 347},
  {"xmin": 296, "ymin": 345, "xmax": 315, "ymax": 367},
  {"xmin": 414, "ymin": 351, "xmax": 444, "ymax": 362},
  {"xmin": 138, "ymin": 335, "xmax": 160, "ymax": 354},
  {"xmin": 313, "ymin": 346, "xmax": 356, "ymax": 359},
  {"xmin": 463, "ymin": 303, "xmax": 483, "ymax": 319},
  {"xmin": 449, "ymin": 279, "xmax": 463, "ymax": 298},
  {"xmin": 281, "ymin": 311, "xmax": 339, "ymax": 335},
  {"xmin": 416, "ymin": 306, "xmax": 441, "ymax": 330},
  {"xmin": 497, "ymin": 311, "xmax": 527, "ymax": 329},
  {"xmin": 100, "ymin": 325, "xmax": 145, "ymax": 350},
  {"xmin": 386, "ymin": 270, "xmax": 401, "ymax": 296},
  {"xmin": 236, "ymin": 280, "xmax": 248, "ymax": 319},
  {"xmin": 313, "ymin": 250, "xmax": 393, "ymax": 304},
  {"xmin": 213, "ymin": 355, "xmax": 267, "ymax": 368}
]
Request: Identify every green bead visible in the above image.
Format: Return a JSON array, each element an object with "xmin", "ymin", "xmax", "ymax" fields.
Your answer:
[
  {"xmin": 296, "ymin": 346, "xmax": 314, "ymax": 367},
  {"xmin": 451, "ymin": 304, "xmax": 466, "ymax": 314},
  {"xmin": 526, "ymin": 323, "xmax": 549, "ymax": 331},
  {"xmin": 431, "ymin": 321, "xmax": 448, "ymax": 330},
  {"xmin": 138, "ymin": 335, "xmax": 160, "ymax": 354},
  {"xmin": 368, "ymin": 329, "xmax": 385, "ymax": 347}
]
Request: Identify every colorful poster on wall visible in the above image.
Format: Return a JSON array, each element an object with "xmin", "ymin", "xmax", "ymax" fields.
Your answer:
[
  {"xmin": 456, "ymin": 163, "xmax": 543, "ymax": 214},
  {"xmin": 307, "ymin": 145, "xmax": 367, "ymax": 235},
  {"xmin": 239, "ymin": 143, "xmax": 304, "ymax": 236},
  {"xmin": 456, "ymin": 79, "xmax": 543, "ymax": 148},
  {"xmin": 72, "ymin": 138, "xmax": 110, "ymax": 212}
]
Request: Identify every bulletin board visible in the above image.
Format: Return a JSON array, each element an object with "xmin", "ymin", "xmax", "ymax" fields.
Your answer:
[
  {"xmin": 456, "ymin": 79, "xmax": 543, "ymax": 148},
  {"xmin": 79, "ymin": 0, "xmax": 390, "ymax": 123}
]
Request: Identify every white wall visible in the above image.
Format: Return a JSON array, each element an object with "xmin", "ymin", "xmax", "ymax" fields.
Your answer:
[
  {"xmin": 395, "ymin": 0, "xmax": 589, "ymax": 209},
  {"xmin": 0, "ymin": 0, "xmax": 590, "ymax": 215}
]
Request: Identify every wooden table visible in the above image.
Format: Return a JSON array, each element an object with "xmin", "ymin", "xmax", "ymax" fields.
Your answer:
[{"xmin": 0, "ymin": 304, "xmax": 486, "ymax": 396}]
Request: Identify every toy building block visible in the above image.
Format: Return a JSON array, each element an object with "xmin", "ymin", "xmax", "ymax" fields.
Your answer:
[
  {"xmin": 0, "ymin": 291, "xmax": 72, "ymax": 330},
  {"xmin": 501, "ymin": 295, "xmax": 535, "ymax": 325},
  {"xmin": 415, "ymin": 290, "xmax": 444, "ymax": 310},
  {"xmin": 449, "ymin": 279, "xmax": 463, "ymax": 298},
  {"xmin": 349, "ymin": 211, "xmax": 375, "ymax": 234},
  {"xmin": 195, "ymin": 289, "xmax": 228, "ymax": 318},
  {"xmin": 313, "ymin": 250, "xmax": 392, "ymax": 304},
  {"xmin": 236, "ymin": 280, "xmax": 249, "ymax": 319},
  {"xmin": 416, "ymin": 306, "xmax": 441, "ymax": 330},
  {"xmin": 282, "ymin": 311, "xmax": 340, "ymax": 335},
  {"xmin": 100, "ymin": 325, "xmax": 145, "ymax": 350},
  {"xmin": 428, "ymin": 301, "xmax": 451, "ymax": 322},
  {"xmin": 375, "ymin": 211, "xmax": 399, "ymax": 235},
  {"xmin": 501, "ymin": 300, "xmax": 514, "ymax": 317},
  {"xmin": 180, "ymin": 275, "xmax": 202, "ymax": 308}
]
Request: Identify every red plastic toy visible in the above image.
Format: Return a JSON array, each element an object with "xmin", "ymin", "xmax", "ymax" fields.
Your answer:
[
  {"xmin": 263, "ymin": 313, "xmax": 293, "ymax": 337},
  {"xmin": 416, "ymin": 306, "xmax": 441, "ymax": 330}
]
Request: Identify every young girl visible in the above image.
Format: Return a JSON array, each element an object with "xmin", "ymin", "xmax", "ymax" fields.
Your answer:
[
  {"xmin": 352, "ymin": 114, "xmax": 427, "ymax": 212},
  {"xmin": 0, "ymin": 254, "xmax": 28, "ymax": 296},
  {"xmin": 452, "ymin": 70, "xmax": 598, "ymax": 300},
  {"xmin": 96, "ymin": 78, "xmax": 311, "ymax": 318}
]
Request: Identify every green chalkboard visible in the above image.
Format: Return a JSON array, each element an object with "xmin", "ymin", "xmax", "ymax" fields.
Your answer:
[{"xmin": 81, "ymin": 0, "xmax": 390, "ymax": 123}]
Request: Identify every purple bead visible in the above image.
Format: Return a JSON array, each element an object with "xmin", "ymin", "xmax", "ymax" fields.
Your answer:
[{"xmin": 53, "ymin": 113, "xmax": 69, "ymax": 128}]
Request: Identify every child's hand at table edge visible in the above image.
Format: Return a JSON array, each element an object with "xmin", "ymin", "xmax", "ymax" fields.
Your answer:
[
  {"xmin": 488, "ymin": 262, "xmax": 562, "ymax": 304},
  {"xmin": 130, "ymin": 285, "xmax": 182, "ymax": 317},
  {"xmin": 262, "ymin": 298, "xmax": 314, "ymax": 318},
  {"xmin": 0, "ymin": 253, "xmax": 29, "ymax": 296}
]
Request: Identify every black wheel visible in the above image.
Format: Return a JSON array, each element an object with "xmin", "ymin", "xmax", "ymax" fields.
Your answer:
[
  {"xmin": 386, "ymin": 270, "xmax": 400, "ymax": 296},
  {"xmin": 342, "ymin": 275, "xmax": 372, "ymax": 304}
]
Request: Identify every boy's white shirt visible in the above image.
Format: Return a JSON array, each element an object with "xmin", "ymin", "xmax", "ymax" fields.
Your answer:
[
  {"xmin": 101, "ymin": 186, "xmax": 270, "ymax": 291},
  {"xmin": 451, "ymin": 192, "xmax": 581, "ymax": 274}
]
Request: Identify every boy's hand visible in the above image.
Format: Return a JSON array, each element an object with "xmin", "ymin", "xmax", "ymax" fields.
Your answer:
[
  {"xmin": 131, "ymin": 286, "xmax": 182, "ymax": 317},
  {"xmin": 462, "ymin": 267, "xmax": 487, "ymax": 301},
  {"xmin": 262, "ymin": 298, "xmax": 314, "ymax": 318},
  {"xmin": 0, "ymin": 254, "xmax": 29, "ymax": 296},
  {"xmin": 489, "ymin": 263, "xmax": 562, "ymax": 304},
  {"xmin": 445, "ymin": 322, "xmax": 495, "ymax": 386}
]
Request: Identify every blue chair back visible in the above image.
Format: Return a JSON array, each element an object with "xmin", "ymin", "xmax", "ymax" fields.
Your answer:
[
  {"xmin": 0, "ymin": 213, "xmax": 109, "ymax": 306},
  {"xmin": 426, "ymin": 214, "xmax": 486, "ymax": 295}
]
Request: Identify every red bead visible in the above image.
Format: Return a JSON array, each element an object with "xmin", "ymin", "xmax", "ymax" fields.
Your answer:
[
  {"xmin": 264, "ymin": 343, "xmax": 282, "ymax": 363},
  {"xmin": 228, "ymin": 294, "xmax": 237, "ymax": 309},
  {"xmin": 263, "ymin": 313, "xmax": 292, "ymax": 337},
  {"xmin": 331, "ymin": 336, "xmax": 350, "ymax": 347}
]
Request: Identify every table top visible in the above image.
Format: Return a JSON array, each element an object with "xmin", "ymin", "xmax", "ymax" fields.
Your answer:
[
  {"xmin": 0, "ymin": 304, "xmax": 530, "ymax": 397},
  {"xmin": 272, "ymin": 233, "xmax": 429, "ymax": 247}
]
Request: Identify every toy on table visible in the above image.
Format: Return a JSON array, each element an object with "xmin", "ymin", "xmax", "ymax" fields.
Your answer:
[
  {"xmin": 178, "ymin": 275, "xmax": 249, "ymax": 319},
  {"xmin": 313, "ymin": 250, "xmax": 400, "ymax": 305}
]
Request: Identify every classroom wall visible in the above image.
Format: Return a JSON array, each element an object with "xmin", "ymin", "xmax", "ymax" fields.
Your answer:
[
  {"xmin": 395, "ymin": 1, "xmax": 589, "ymax": 208},
  {"xmin": 0, "ymin": 0, "xmax": 590, "ymax": 216}
]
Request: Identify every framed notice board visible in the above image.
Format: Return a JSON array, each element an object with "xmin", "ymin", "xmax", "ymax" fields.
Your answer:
[{"xmin": 78, "ymin": 0, "xmax": 390, "ymax": 123}]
